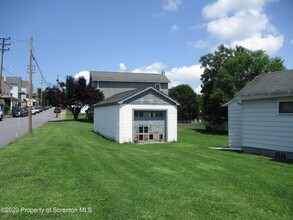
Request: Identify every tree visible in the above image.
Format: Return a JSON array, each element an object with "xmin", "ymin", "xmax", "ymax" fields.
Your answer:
[
  {"xmin": 169, "ymin": 84, "xmax": 200, "ymax": 122},
  {"xmin": 41, "ymin": 87, "xmax": 51, "ymax": 106},
  {"xmin": 47, "ymin": 76, "xmax": 104, "ymax": 120},
  {"xmin": 200, "ymin": 44, "xmax": 286, "ymax": 127},
  {"xmin": 47, "ymin": 85, "xmax": 66, "ymax": 107}
]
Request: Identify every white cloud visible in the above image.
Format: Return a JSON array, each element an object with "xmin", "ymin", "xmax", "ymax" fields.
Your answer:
[
  {"xmin": 163, "ymin": 0, "xmax": 182, "ymax": 11},
  {"xmin": 171, "ymin": 24, "xmax": 179, "ymax": 33},
  {"xmin": 190, "ymin": 23, "xmax": 206, "ymax": 31},
  {"xmin": 207, "ymin": 9, "xmax": 269, "ymax": 41},
  {"xmin": 232, "ymin": 34, "xmax": 284, "ymax": 55},
  {"xmin": 74, "ymin": 71, "xmax": 90, "ymax": 85},
  {"xmin": 194, "ymin": 85, "xmax": 202, "ymax": 94},
  {"xmin": 203, "ymin": 0, "xmax": 274, "ymax": 18},
  {"xmin": 132, "ymin": 62, "xmax": 166, "ymax": 74},
  {"xmin": 132, "ymin": 62, "xmax": 204, "ymax": 93},
  {"xmin": 119, "ymin": 63, "xmax": 126, "ymax": 72},
  {"xmin": 165, "ymin": 64, "xmax": 203, "ymax": 92},
  {"xmin": 200, "ymin": 0, "xmax": 283, "ymax": 54},
  {"xmin": 188, "ymin": 40, "xmax": 209, "ymax": 49}
]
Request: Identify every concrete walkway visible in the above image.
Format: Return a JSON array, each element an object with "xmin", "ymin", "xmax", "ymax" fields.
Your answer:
[{"xmin": 50, "ymin": 110, "xmax": 66, "ymax": 121}]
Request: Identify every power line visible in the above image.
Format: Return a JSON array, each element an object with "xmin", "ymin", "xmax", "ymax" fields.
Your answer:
[
  {"xmin": 10, "ymin": 38, "xmax": 30, "ymax": 43},
  {"xmin": 32, "ymin": 47, "xmax": 49, "ymax": 88},
  {"xmin": 4, "ymin": 38, "xmax": 29, "ymax": 81},
  {"xmin": 33, "ymin": 55, "xmax": 48, "ymax": 87},
  {"xmin": 2, "ymin": 67, "xmax": 15, "ymax": 76}
]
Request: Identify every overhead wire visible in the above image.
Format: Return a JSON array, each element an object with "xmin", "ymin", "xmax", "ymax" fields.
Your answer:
[
  {"xmin": 4, "ymin": 38, "xmax": 29, "ymax": 80},
  {"xmin": 32, "ymin": 47, "xmax": 49, "ymax": 88},
  {"xmin": 2, "ymin": 67, "xmax": 16, "ymax": 76},
  {"xmin": 3, "ymin": 38, "xmax": 50, "ymax": 89}
]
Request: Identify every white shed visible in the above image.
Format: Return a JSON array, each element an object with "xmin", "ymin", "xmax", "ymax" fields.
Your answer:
[
  {"xmin": 225, "ymin": 70, "xmax": 293, "ymax": 160},
  {"xmin": 93, "ymin": 87, "xmax": 179, "ymax": 143}
]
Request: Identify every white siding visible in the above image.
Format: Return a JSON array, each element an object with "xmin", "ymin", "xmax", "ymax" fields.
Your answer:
[
  {"xmin": 242, "ymin": 98, "xmax": 293, "ymax": 152},
  {"xmin": 11, "ymin": 85, "xmax": 19, "ymax": 99},
  {"xmin": 228, "ymin": 101, "xmax": 242, "ymax": 147},
  {"xmin": 119, "ymin": 105, "xmax": 133, "ymax": 143},
  {"xmin": 94, "ymin": 105, "xmax": 120, "ymax": 142},
  {"xmin": 166, "ymin": 105, "xmax": 178, "ymax": 142},
  {"xmin": 119, "ymin": 104, "xmax": 177, "ymax": 143}
]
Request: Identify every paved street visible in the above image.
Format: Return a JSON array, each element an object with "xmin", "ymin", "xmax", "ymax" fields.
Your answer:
[{"xmin": 0, "ymin": 109, "xmax": 63, "ymax": 148}]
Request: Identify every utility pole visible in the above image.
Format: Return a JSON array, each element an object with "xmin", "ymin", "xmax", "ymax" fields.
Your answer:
[
  {"xmin": 0, "ymin": 37, "xmax": 10, "ymax": 94},
  {"xmin": 28, "ymin": 37, "xmax": 33, "ymax": 134},
  {"xmin": 40, "ymin": 79, "xmax": 43, "ymax": 107}
]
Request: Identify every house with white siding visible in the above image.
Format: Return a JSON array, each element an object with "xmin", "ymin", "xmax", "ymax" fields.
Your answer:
[
  {"xmin": 224, "ymin": 70, "xmax": 293, "ymax": 161},
  {"xmin": 93, "ymin": 87, "xmax": 178, "ymax": 143}
]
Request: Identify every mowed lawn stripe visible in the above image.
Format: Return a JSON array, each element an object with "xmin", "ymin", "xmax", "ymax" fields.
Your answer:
[{"xmin": 0, "ymin": 118, "xmax": 292, "ymax": 219}]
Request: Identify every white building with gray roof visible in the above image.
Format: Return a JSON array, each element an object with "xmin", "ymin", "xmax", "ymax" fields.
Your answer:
[
  {"xmin": 93, "ymin": 87, "xmax": 178, "ymax": 144},
  {"xmin": 224, "ymin": 70, "xmax": 293, "ymax": 161}
]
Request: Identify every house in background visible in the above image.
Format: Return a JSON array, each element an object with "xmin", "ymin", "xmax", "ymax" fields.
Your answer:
[
  {"xmin": 224, "ymin": 70, "xmax": 293, "ymax": 160},
  {"xmin": 0, "ymin": 76, "xmax": 39, "ymax": 113},
  {"xmin": 0, "ymin": 77, "xmax": 11, "ymax": 95},
  {"xmin": 5, "ymin": 77, "xmax": 23, "ymax": 101},
  {"xmin": 1, "ymin": 77, "xmax": 21, "ymax": 113},
  {"xmin": 20, "ymin": 80, "xmax": 29, "ymax": 106},
  {"xmin": 94, "ymin": 87, "xmax": 178, "ymax": 143},
  {"xmin": 90, "ymin": 71, "xmax": 170, "ymax": 98}
]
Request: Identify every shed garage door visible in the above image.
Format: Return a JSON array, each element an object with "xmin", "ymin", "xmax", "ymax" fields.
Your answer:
[{"xmin": 133, "ymin": 110, "xmax": 166, "ymax": 143}]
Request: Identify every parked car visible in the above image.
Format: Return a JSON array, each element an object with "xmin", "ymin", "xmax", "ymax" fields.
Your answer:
[
  {"xmin": 0, "ymin": 109, "xmax": 3, "ymax": 121},
  {"xmin": 13, "ymin": 108, "xmax": 29, "ymax": 117},
  {"xmin": 31, "ymin": 107, "xmax": 38, "ymax": 115},
  {"xmin": 36, "ymin": 106, "xmax": 43, "ymax": 113}
]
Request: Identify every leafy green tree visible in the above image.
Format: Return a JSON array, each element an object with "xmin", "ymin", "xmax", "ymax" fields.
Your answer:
[
  {"xmin": 200, "ymin": 44, "xmax": 286, "ymax": 127},
  {"xmin": 169, "ymin": 84, "xmax": 200, "ymax": 122}
]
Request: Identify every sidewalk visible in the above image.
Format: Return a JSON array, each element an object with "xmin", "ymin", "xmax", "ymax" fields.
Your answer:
[{"xmin": 51, "ymin": 110, "xmax": 66, "ymax": 121}]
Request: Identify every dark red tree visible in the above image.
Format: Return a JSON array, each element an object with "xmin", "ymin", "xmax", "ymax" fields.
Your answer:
[{"xmin": 47, "ymin": 76, "xmax": 104, "ymax": 120}]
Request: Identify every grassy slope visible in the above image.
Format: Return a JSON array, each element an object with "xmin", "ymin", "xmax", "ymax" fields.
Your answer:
[{"xmin": 0, "ymin": 118, "xmax": 292, "ymax": 219}]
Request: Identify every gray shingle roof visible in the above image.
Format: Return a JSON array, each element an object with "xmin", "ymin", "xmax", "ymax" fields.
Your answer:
[
  {"xmin": 94, "ymin": 87, "xmax": 178, "ymax": 107},
  {"xmin": 5, "ymin": 77, "xmax": 22, "ymax": 86},
  {"xmin": 235, "ymin": 70, "xmax": 293, "ymax": 99},
  {"xmin": 90, "ymin": 71, "xmax": 170, "ymax": 83}
]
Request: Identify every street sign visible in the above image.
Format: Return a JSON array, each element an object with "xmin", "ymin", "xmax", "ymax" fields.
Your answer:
[{"xmin": 27, "ymin": 99, "xmax": 33, "ymax": 107}]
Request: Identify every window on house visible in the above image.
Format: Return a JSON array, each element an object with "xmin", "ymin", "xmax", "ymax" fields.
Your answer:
[
  {"xmin": 149, "ymin": 134, "xmax": 154, "ymax": 140},
  {"xmin": 139, "ymin": 126, "xmax": 144, "ymax": 133},
  {"xmin": 134, "ymin": 111, "xmax": 138, "ymax": 117},
  {"xmin": 134, "ymin": 111, "xmax": 144, "ymax": 118},
  {"xmin": 92, "ymin": 81, "xmax": 99, "ymax": 89},
  {"xmin": 155, "ymin": 83, "xmax": 161, "ymax": 91},
  {"xmin": 279, "ymin": 101, "xmax": 293, "ymax": 114}
]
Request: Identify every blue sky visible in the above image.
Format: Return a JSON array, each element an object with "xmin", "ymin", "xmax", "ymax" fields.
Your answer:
[{"xmin": 1, "ymin": 0, "xmax": 292, "ymax": 93}]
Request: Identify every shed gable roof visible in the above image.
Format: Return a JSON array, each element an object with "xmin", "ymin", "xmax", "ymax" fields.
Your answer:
[
  {"xmin": 235, "ymin": 70, "xmax": 293, "ymax": 99},
  {"xmin": 90, "ymin": 71, "xmax": 170, "ymax": 83},
  {"xmin": 94, "ymin": 87, "xmax": 179, "ymax": 107}
]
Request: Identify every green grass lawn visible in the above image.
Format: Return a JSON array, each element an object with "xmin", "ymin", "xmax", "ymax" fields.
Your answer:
[{"xmin": 0, "ymin": 115, "xmax": 292, "ymax": 219}]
